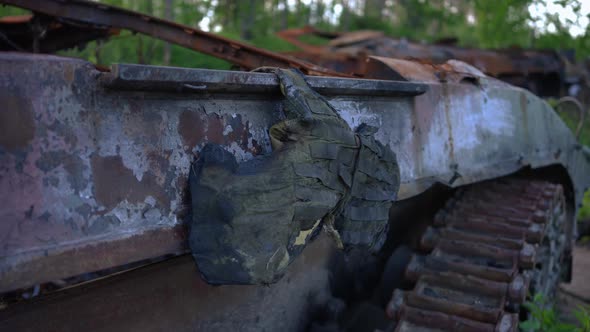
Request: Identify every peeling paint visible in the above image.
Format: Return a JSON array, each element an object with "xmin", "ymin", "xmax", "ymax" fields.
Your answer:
[{"xmin": 0, "ymin": 54, "xmax": 588, "ymax": 292}]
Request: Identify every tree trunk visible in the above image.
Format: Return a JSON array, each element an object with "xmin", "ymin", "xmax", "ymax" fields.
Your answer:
[
  {"xmin": 163, "ymin": 0, "xmax": 173, "ymax": 65},
  {"xmin": 221, "ymin": 0, "xmax": 230, "ymax": 28},
  {"xmin": 341, "ymin": 0, "xmax": 351, "ymax": 31},
  {"xmin": 282, "ymin": 0, "xmax": 289, "ymax": 30},
  {"xmin": 307, "ymin": 0, "xmax": 313, "ymax": 25},
  {"xmin": 296, "ymin": 0, "xmax": 307, "ymax": 26},
  {"xmin": 232, "ymin": 0, "xmax": 239, "ymax": 31},
  {"xmin": 364, "ymin": 0, "xmax": 384, "ymax": 19},
  {"xmin": 240, "ymin": 0, "xmax": 257, "ymax": 40},
  {"xmin": 144, "ymin": 0, "xmax": 155, "ymax": 63}
]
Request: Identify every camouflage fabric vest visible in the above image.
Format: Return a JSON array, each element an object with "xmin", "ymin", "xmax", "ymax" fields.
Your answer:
[{"xmin": 189, "ymin": 68, "xmax": 399, "ymax": 284}]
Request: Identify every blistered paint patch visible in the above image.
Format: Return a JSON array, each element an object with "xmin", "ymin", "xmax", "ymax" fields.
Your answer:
[
  {"xmin": 332, "ymin": 99, "xmax": 381, "ymax": 130},
  {"xmin": 452, "ymin": 93, "xmax": 515, "ymax": 152}
]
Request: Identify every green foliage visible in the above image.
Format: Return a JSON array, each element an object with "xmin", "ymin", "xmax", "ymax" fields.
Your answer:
[
  {"xmin": 520, "ymin": 293, "xmax": 590, "ymax": 332},
  {"xmin": 532, "ymin": 0, "xmax": 590, "ymax": 61},
  {"xmin": 576, "ymin": 306, "xmax": 590, "ymax": 331},
  {"xmin": 0, "ymin": 4, "xmax": 28, "ymax": 16},
  {"xmin": 554, "ymin": 104, "xmax": 590, "ymax": 146},
  {"xmin": 473, "ymin": 0, "xmax": 533, "ymax": 48},
  {"xmin": 580, "ymin": 191, "xmax": 590, "ymax": 221},
  {"xmin": 57, "ymin": 33, "xmax": 233, "ymax": 70},
  {"xmin": 250, "ymin": 35, "xmax": 299, "ymax": 53}
]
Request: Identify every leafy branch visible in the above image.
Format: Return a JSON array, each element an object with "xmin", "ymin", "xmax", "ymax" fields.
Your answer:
[{"xmin": 520, "ymin": 293, "xmax": 590, "ymax": 332}]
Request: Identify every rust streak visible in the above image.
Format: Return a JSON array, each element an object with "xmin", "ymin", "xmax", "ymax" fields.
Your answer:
[
  {"xmin": 442, "ymin": 84, "xmax": 455, "ymax": 162},
  {"xmin": 178, "ymin": 109, "xmax": 205, "ymax": 149},
  {"xmin": 206, "ymin": 113, "xmax": 224, "ymax": 145}
]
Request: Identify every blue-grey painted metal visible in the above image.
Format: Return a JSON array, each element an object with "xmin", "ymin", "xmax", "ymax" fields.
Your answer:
[{"xmin": 0, "ymin": 53, "xmax": 588, "ymax": 292}]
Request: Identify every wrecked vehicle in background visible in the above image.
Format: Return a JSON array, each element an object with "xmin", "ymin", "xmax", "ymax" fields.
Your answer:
[
  {"xmin": 1, "ymin": 1, "xmax": 590, "ymax": 331},
  {"xmin": 278, "ymin": 26, "xmax": 584, "ymax": 99}
]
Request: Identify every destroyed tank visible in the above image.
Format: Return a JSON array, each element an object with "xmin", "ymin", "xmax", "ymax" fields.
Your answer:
[
  {"xmin": 1, "ymin": 1, "xmax": 590, "ymax": 331},
  {"xmin": 276, "ymin": 26, "xmax": 580, "ymax": 99}
]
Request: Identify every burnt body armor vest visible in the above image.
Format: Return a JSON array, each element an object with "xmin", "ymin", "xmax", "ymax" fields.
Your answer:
[{"xmin": 189, "ymin": 69, "xmax": 399, "ymax": 284}]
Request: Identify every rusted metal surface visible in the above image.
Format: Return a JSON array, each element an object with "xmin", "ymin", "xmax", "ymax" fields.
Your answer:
[
  {"xmin": 0, "ymin": 13, "xmax": 117, "ymax": 53},
  {"xmin": 387, "ymin": 179, "xmax": 566, "ymax": 331},
  {"xmin": 1, "ymin": 226, "xmax": 187, "ymax": 296},
  {"xmin": 0, "ymin": 234, "xmax": 338, "ymax": 332},
  {"xmin": 0, "ymin": 14, "xmax": 30, "ymax": 24},
  {"xmin": 0, "ymin": 52, "xmax": 423, "ymax": 292},
  {"xmin": 393, "ymin": 306, "xmax": 506, "ymax": 332},
  {"xmin": 102, "ymin": 63, "xmax": 426, "ymax": 96},
  {"xmin": 277, "ymin": 27, "xmax": 568, "ymax": 96},
  {"xmin": 1, "ymin": 0, "xmax": 347, "ymax": 77},
  {"xmin": 0, "ymin": 52, "xmax": 588, "ymax": 293},
  {"xmin": 364, "ymin": 56, "xmax": 489, "ymax": 84}
]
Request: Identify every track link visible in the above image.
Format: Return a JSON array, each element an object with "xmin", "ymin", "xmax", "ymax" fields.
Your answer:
[{"xmin": 385, "ymin": 179, "xmax": 567, "ymax": 332}]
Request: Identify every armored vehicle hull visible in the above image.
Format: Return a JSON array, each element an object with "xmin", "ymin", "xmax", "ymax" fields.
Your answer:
[
  {"xmin": 0, "ymin": 1, "xmax": 589, "ymax": 331},
  {"xmin": 0, "ymin": 52, "xmax": 588, "ymax": 331}
]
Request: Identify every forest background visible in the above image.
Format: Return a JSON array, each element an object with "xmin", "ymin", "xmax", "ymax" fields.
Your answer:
[{"xmin": 2, "ymin": 0, "xmax": 590, "ymax": 69}]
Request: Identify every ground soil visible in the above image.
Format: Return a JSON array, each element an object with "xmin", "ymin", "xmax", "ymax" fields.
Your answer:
[{"xmin": 557, "ymin": 245, "xmax": 590, "ymax": 323}]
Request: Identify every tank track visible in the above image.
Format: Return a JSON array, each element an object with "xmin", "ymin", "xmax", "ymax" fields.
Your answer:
[{"xmin": 385, "ymin": 178, "xmax": 567, "ymax": 332}]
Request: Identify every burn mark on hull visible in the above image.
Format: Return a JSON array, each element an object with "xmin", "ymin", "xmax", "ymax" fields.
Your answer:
[
  {"xmin": 91, "ymin": 154, "xmax": 170, "ymax": 211},
  {"xmin": 0, "ymin": 91, "xmax": 35, "ymax": 152},
  {"xmin": 36, "ymin": 151, "xmax": 88, "ymax": 193}
]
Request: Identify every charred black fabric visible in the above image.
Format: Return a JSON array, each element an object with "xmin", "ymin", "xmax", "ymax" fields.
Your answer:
[{"xmin": 189, "ymin": 68, "xmax": 399, "ymax": 284}]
